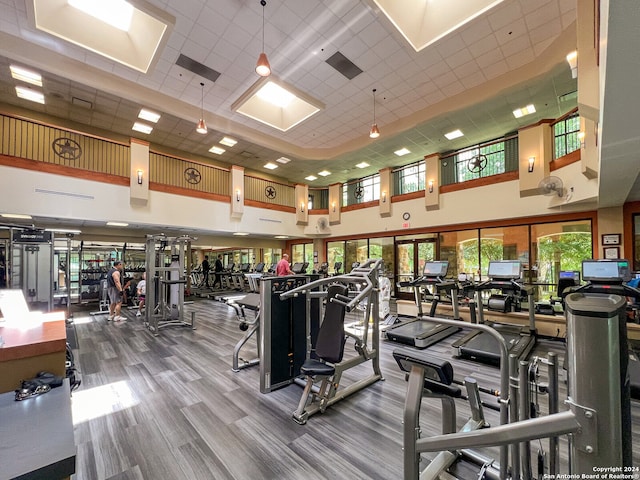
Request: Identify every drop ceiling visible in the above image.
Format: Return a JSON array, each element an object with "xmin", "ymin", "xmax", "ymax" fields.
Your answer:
[{"xmin": 0, "ymin": 0, "xmax": 580, "ymax": 187}]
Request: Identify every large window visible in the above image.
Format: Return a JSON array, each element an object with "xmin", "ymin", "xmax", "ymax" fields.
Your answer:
[
  {"xmin": 327, "ymin": 241, "xmax": 345, "ymax": 274},
  {"xmin": 343, "ymin": 174, "xmax": 380, "ymax": 206},
  {"xmin": 394, "ymin": 161, "xmax": 425, "ymax": 195},
  {"xmin": 553, "ymin": 112, "xmax": 580, "ymax": 159}
]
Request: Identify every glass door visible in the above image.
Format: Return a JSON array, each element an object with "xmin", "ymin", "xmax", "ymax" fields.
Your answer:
[{"xmin": 395, "ymin": 239, "xmax": 436, "ymax": 300}]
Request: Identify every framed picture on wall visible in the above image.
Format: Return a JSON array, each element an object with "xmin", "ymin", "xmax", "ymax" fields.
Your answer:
[
  {"xmin": 604, "ymin": 246, "xmax": 620, "ymax": 259},
  {"xmin": 602, "ymin": 234, "xmax": 621, "ymax": 245}
]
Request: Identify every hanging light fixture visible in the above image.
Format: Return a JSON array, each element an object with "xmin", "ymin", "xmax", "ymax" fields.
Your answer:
[
  {"xmin": 196, "ymin": 82, "xmax": 207, "ymax": 134},
  {"xmin": 369, "ymin": 88, "xmax": 380, "ymax": 139},
  {"xmin": 255, "ymin": 0, "xmax": 271, "ymax": 77}
]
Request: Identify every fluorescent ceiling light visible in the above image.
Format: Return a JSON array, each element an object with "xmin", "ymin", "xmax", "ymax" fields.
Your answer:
[
  {"xmin": 1, "ymin": 213, "xmax": 33, "ymax": 219},
  {"xmin": 233, "ymin": 232, "xmax": 249, "ymax": 236},
  {"xmin": 231, "ymin": 77, "xmax": 324, "ymax": 132},
  {"xmin": 15, "ymin": 86, "xmax": 44, "ymax": 104},
  {"xmin": 106, "ymin": 222, "xmax": 129, "ymax": 227},
  {"xmin": 219, "ymin": 137, "xmax": 237, "ymax": 147},
  {"xmin": 318, "ymin": 170, "xmax": 331, "ymax": 177},
  {"xmin": 264, "ymin": 162, "xmax": 278, "ymax": 170},
  {"xmin": 444, "ymin": 129, "xmax": 464, "ymax": 140},
  {"xmin": 305, "ymin": 175, "xmax": 317, "ymax": 181},
  {"xmin": 138, "ymin": 109, "xmax": 160, "ymax": 123},
  {"xmin": 30, "ymin": 0, "xmax": 174, "ymax": 74},
  {"xmin": 10, "ymin": 65, "xmax": 42, "ymax": 86},
  {"xmin": 209, "ymin": 146, "xmax": 225, "ymax": 155},
  {"xmin": 132, "ymin": 122, "xmax": 153, "ymax": 134},
  {"xmin": 274, "ymin": 235, "xmax": 289, "ymax": 239},
  {"xmin": 68, "ymin": 0, "xmax": 134, "ymax": 31},
  {"xmin": 45, "ymin": 228, "xmax": 81, "ymax": 234},
  {"xmin": 356, "ymin": 162, "xmax": 370, "ymax": 169},
  {"xmin": 512, "ymin": 104, "xmax": 536, "ymax": 118},
  {"xmin": 276, "ymin": 157, "xmax": 291, "ymax": 164},
  {"xmin": 373, "ymin": 0, "xmax": 505, "ymax": 52},
  {"xmin": 394, "ymin": 148, "xmax": 410, "ymax": 156}
]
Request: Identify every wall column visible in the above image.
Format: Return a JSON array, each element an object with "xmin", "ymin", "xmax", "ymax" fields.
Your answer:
[
  {"xmin": 230, "ymin": 165, "xmax": 244, "ymax": 218},
  {"xmin": 130, "ymin": 138, "xmax": 149, "ymax": 206}
]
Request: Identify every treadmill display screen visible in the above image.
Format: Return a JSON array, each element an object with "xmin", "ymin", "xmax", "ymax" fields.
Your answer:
[
  {"xmin": 559, "ymin": 270, "xmax": 580, "ymax": 282},
  {"xmin": 488, "ymin": 261, "xmax": 522, "ymax": 280},
  {"xmin": 291, "ymin": 262, "xmax": 305, "ymax": 274},
  {"xmin": 423, "ymin": 261, "xmax": 448, "ymax": 277},
  {"xmin": 582, "ymin": 259, "xmax": 630, "ymax": 282}
]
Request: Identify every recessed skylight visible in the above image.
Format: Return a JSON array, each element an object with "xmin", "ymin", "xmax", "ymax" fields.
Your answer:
[
  {"xmin": 106, "ymin": 221, "xmax": 128, "ymax": 227},
  {"xmin": 305, "ymin": 175, "xmax": 317, "ymax": 181},
  {"xmin": 209, "ymin": 146, "xmax": 225, "ymax": 155},
  {"xmin": 264, "ymin": 162, "xmax": 278, "ymax": 170},
  {"xmin": 1, "ymin": 213, "xmax": 32, "ymax": 219},
  {"xmin": 444, "ymin": 129, "xmax": 464, "ymax": 140},
  {"xmin": 138, "ymin": 108, "xmax": 160, "ymax": 123},
  {"xmin": 132, "ymin": 122, "xmax": 153, "ymax": 134},
  {"xmin": 276, "ymin": 157, "xmax": 291, "ymax": 164},
  {"xmin": 318, "ymin": 170, "xmax": 331, "ymax": 177},
  {"xmin": 356, "ymin": 162, "xmax": 370, "ymax": 169},
  {"xmin": 30, "ymin": 0, "xmax": 174, "ymax": 74},
  {"xmin": 220, "ymin": 137, "xmax": 237, "ymax": 147},
  {"xmin": 15, "ymin": 86, "xmax": 44, "ymax": 104},
  {"xmin": 68, "ymin": 0, "xmax": 134, "ymax": 31},
  {"xmin": 10, "ymin": 65, "xmax": 42, "ymax": 86},
  {"xmin": 231, "ymin": 77, "xmax": 324, "ymax": 132},
  {"xmin": 394, "ymin": 147, "xmax": 411, "ymax": 156},
  {"xmin": 513, "ymin": 104, "xmax": 536, "ymax": 118}
]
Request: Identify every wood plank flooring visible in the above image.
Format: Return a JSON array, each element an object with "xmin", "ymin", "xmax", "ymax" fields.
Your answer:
[{"xmin": 68, "ymin": 298, "xmax": 640, "ymax": 480}]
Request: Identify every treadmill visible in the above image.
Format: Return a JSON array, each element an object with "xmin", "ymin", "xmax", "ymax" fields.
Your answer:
[
  {"xmin": 452, "ymin": 260, "xmax": 536, "ymax": 365},
  {"xmin": 385, "ymin": 260, "xmax": 462, "ymax": 349},
  {"xmin": 567, "ymin": 259, "xmax": 640, "ymax": 399}
]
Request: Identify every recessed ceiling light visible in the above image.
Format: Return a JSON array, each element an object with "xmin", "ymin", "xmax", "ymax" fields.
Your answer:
[
  {"xmin": 233, "ymin": 232, "xmax": 249, "ymax": 236},
  {"xmin": 138, "ymin": 109, "xmax": 161, "ymax": 123},
  {"xmin": 68, "ymin": 0, "xmax": 134, "ymax": 31},
  {"xmin": 106, "ymin": 221, "xmax": 129, "ymax": 227},
  {"xmin": 356, "ymin": 162, "xmax": 370, "ymax": 169},
  {"xmin": 132, "ymin": 122, "xmax": 153, "ymax": 134},
  {"xmin": 394, "ymin": 147, "xmax": 411, "ymax": 156},
  {"xmin": 513, "ymin": 104, "xmax": 536, "ymax": 118},
  {"xmin": 220, "ymin": 137, "xmax": 237, "ymax": 147},
  {"xmin": 276, "ymin": 157, "xmax": 291, "ymax": 164},
  {"xmin": 444, "ymin": 129, "xmax": 464, "ymax": 140},
  {"xmin": 305, "ymin": 175, "xmax": 317, "ymax": 181},
  {"xmin": 15, "ymin": 86, "xmax": 44, "ymax": 104},
  {"xmin": 209, "ymin": 146, "xmax": 225, "ymax": 155},
  {"xmin": 264, "ymin": 162, "xmax": 278, "ymax": 170},
  {"xmin": 10, "ymin": 65, "xmax": 42, "ymax": 86},
  {"xmin": 274, "ymin": 235, "xmax": 289, "ymax": 239},
  {"xmin": 318, "ymin": 170, "xmax": 331, "ymax": 177},
  {"xmin": 1, "ymin": 213, "xmax": 32, "ymax": 219}
]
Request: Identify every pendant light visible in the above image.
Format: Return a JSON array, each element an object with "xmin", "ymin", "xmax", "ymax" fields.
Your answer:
[
  {"xmin": 196, "ymin": 82, "xmax": 207, "ymax": 134},
  {"xmin": 369, "ymin": 88, "xmax": 380, "ymax": 138},
  {"xmin": 255, "ymin": 0, "xmax": 271, "ymax": 77}
]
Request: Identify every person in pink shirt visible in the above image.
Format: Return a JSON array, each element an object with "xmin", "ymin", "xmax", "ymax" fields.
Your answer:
[{"xmin": 276, "ymin": 253, "xmax": 294, "ymax": 276}]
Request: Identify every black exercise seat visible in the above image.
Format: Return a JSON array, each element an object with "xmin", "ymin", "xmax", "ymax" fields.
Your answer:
[{"xmin": 298, "ymin": 283, "xmax": 349, "ymax": 376}]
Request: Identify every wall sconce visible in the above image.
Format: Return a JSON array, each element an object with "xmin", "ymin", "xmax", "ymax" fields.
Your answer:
[
  {"xmin": 381, "ymin": 191, "xmax": 387, "ymax": 203},
  {"xmin": 578, "ymin": 131, "xmax": 585, "ymax": 148},
  {"xmin": 236, "ymin": 189, "xmax": 241, "ymax": 202},
  {"xmin": 428, "ymin": 180, "xmax": 434, "ymax": 193},
  {"xmin": 566, "ymin": 51, "xmax": 578, "ymax": 79},
  {"xmin": 527, "ymin": 156, "xmax": 535, "ymax": 173},
  {"xmin": 137, "ymin": 169, "xmax": 143, "ymax": 185},
  {"xmin": 332, "ymin": 202, "xmax": 336, "ymax": 212},
  {"xmin": 300, "ymin": 201, "xmax": 305, "ymax": 212}
]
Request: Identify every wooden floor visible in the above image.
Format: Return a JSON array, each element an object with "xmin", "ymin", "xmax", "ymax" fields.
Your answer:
[{"xmin": 68, "ymin": 298, "xmax": 640, "ymax": 480}]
